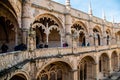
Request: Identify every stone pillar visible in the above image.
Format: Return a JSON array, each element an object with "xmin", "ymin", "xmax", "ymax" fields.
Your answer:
[
  {"xmin": 46, "ymin": 34, "xmax": 49, "ymax": 45},
  {"xmin": 46, "ymin": 23, "xmax": 49, "ymax": 45},
  {"xmin": 95, "ymin": 62, "xmax": 99, "ymax": 80},
  {"xmin": 88, "ymin": 11, "xmax": 94, "ymax": 46},
  {"xmin": 116, "ymin": 56, "xmax": 119, "ymax": 71},
  {"xmin": 102, "ymin": 22, "xmax": 106, "ymax": 46},
  {"xmin": 72, "ymin": 57, "xmax": 78, "ymax": 80},
  {"xmin": 22, "ymin": 0, "xmax": 33, "ymax": 45},
  {"xmin": 15, "ymin": 28, "xmax": 18, "ymax": 46},
  {"xmin": 22, "ymin": 28, "xmax": 28, "ymax": 44},
  {"xmin": 29, "ymin": 61, "xmax": 37, "ymax": 80},
  {"xmin": 65, "ymin": 0, "xmax": 72, "ymax": 46},
  {"xmin": 65, "ymin": 13, "xmax": 72, "ymax": 46},
  {"xmin": 119, "ymin": 54, "xmax": 120, "ymax": 70},
  {"xmin": 109, "ymin": 59, "xmax": 112, "ymax": 73},
  {"xmin": 28, "ymin": 27, "xmax": 36, "ymax": 51},
  {"xmin": 85, "ymin": 34, "xmax": 89, "ymax": 46},
  {"xmin": 101, "ymin": 12, "xmax": 106, "ymax": 45},
  {"xmin": 60, "ymin": 32, "xmax": 64, "ymax": 47},
  {"xmin": 88, "ymin": 28, "xmax": 94, "ymax": 46},
  {"xmin": 88, "ymin": 17, "xmax": 95, "ymax": 46}
]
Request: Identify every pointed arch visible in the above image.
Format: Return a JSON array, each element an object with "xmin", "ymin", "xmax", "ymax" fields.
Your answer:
[
  {"xmin": 32, "ymin": 23, "xmax": 46, "ymax": 30},
  {"xmin": 106, "ymin": 29, "xmax": 111, "ymax": 45},
  {"xmin": 106, "ymin": 29, "xmax": 111, "ymax": 36},
  {"xmin": 78, "ymin": 56, "xmax": 96, "ymax": 80},
  {"xmin": 111, "ymin": 51, "xmax": 118, "ymax": 71},
  {"xmin": 93, "ymin": 26, "xmax": 102, "ymax": 35},
  {"xmin": 10, "ymin": 72, "xmax": 28, "ymax": 80},
  {"xmin": 48, "ymin": 25, "xmax": 61, "ymax": 35},
  {"xmin": 34, "ymin": 13, "xmax": 63, "ymax": 29},
  {"xmin": 36, "ymin": 61, "xmax": 73, "ymax": 80},
  {"xmin": 33, "ymin": 13, "xmax": 64, "ymax": 48},
  {"xmin": 71, "ymin": 21, "xmax": 88, "ymax": 47},
  {"xmin": 0, "ymin": 1, "xmax": 20, "ymax": 51},
  {"xmin": 93, "ymin": 26, "xmax": 102, "ymax": 46},
  {"xmin": 116, "ymin": 31, "xmax": 120, "ymax": 44},
  {"xmin": 99, "ymin": 53, "xmax": 110, "ymax": 77},
  {"xmin": 71, "ymin": 21, "xmax": 88, "ymax": 33},
  {"xmin": 0, "ymin": 0, "xmax": 17, "ymax": 19}
]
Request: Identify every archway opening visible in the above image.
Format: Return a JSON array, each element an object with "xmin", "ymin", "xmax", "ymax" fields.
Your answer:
[
  {"xmin": 37, "ymin": 61, "xmax": 73, "ymax": 80},
  {"xmin": 33, "ymin": 14, "xmax": 62, "ymax": 48},
  {"xmin": 119, "ymin": 54, "xmax": 120, "ymax": 70},
  {"xmin": 71, "ymin": 22, "xmax": 87, "ymax": 47},
  {"xmin": 116, "ymin": 31, "xmax": 120, "ymax": 45},
  {"xmin": 79, "ymin": 32, "xmax": 85, "ymax": 46},
  {"xmin": 0, "ymin": 1, "xmax": 20, "ymax": 52},
  {"xmin": 49, "ymin": 28, "xmax": 60, "ymax": 47},
  {"xmin": 99, "ymin": 53, "xmax": 109, "ymax": 77},
  {"xmin": 10, "ymin": 74, "xmax": 27, "ymax": 80},
  {"xmin": 111, "ymin": 51, "xmax": 118, "ymax": 71},
  {"xmin": 93, "ymin": 28, "xmax": 101, "ymax": 46},
  {"xmin": 106, "ymin": 30, "xmax": 111, "ymax": 45},
  {"xmin": 78, "ymin": 56, "xmax": 96, "ymax": 80},
  {"xmin": 36, "ymin": 26, "xmax": 46, "ymax": 48},
  {"xmin": 107, "ymin": 35, "xmax": 109, "ymax": 45}
]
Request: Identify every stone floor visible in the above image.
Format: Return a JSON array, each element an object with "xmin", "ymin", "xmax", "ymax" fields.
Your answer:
[{"xmin": 104, "ymin": 72, "xmax": 120, "ymax": 80}]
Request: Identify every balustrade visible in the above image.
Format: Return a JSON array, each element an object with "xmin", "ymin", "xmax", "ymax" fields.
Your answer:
[{"xmin": 0, "ymin": 45, "xmax": 118, "ymax": 75}]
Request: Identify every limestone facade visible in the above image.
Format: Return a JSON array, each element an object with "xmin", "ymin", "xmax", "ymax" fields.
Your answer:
[{"xmin": 0, "ymin": 0, "xmax": 120, "ymax": 80}]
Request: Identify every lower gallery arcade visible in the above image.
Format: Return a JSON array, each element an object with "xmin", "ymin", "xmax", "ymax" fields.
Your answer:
[{"xmin": 8, "ymin": 50, "xmax": 120, "ymax": 80}]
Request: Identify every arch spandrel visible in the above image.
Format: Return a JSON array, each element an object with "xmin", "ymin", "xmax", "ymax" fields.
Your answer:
[{"xmin": 34, "ymin": 13, "xmax": 63, "ymax": 29}]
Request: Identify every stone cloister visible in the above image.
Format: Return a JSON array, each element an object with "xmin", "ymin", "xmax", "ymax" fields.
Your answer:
[{"xmin": 0, "ymin": 0, "xmax": 120, "ymax": 80}]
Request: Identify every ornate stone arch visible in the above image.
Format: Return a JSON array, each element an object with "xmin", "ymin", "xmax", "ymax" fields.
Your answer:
[
  {"xmin": 116, "ymin": 31, "xmax": 120, "ymax": 34},
  {"xmin": 111, "ymin": 50, "xmax": 118, "ymax": 58},
  {"xmin": 78, "ymin": 55, "xmax": 96, "ymax": 65},
  {"xmin": 0, "ymin": 1, "xmax": 20, "ymax": 51},
  {"xmin": 9, "ymin": 71, "xmax": 30, "ymax": 80},
  {"xmin": 34, "ymin": 13, "xmax": 63, "ymax": 29},
  {"xmin": 106, "ymin": 29, "xmax": 111, "ymax": 36},
  {"xmin": 93, "ymin": 26, "xmax": 102, "ymax": 35},
  {"xmin": 99, "ymin": 53, "xmax": 110, "ymax": 59},
  {"xmin": 36, "ymin": 59, "xmax": 73, "ymax": 79},
  {"xmin": 71, "ymin": 21, "xmax": 88, "ymax": 34},
  {"xmin": 48, "ymin": 25, "xmax": 61, "ymax": 35},
  {"xmin": 0, "ymin": 0, "xmax": 17, "ymax": 20},
  {"xmin": 71, "ymin": 21, "xmax": 88, "ymax": 46},
  {"xmin": 93, "ymin": 26, "xmax": 102, "ymax": 46},
  {"xmin": 98, "ymin": 53, "xmax": 110, "ymax": 77},
  {"xmin": 105, "ymin": 29, "xmax": 111, "ymax": 45},
  {"xmin": 32, "ymin": 23, "xmax": 46, "ymax": 29},
  {"xmin": 78, "ymin": 55, "xmax": 96, "ymax": 80},
  {"xmin": 0, "ymin": 0, "xmax": 19, "ymax": 29},
  {"xmin": 115, "ymin": 31, "xmax": 120, "ymax": 43},
  {"xmin": 32, "ymin": 13, "xmax": 64, "ymax": 47},
  {"xmin": 111, "ymin": 50, "xmax": 119, "ymax": 71}
]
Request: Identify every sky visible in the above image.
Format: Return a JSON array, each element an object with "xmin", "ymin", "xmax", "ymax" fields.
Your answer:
[{"xmin": 52, "ymin": 0, "xmax": 120, "ymax": 23}]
